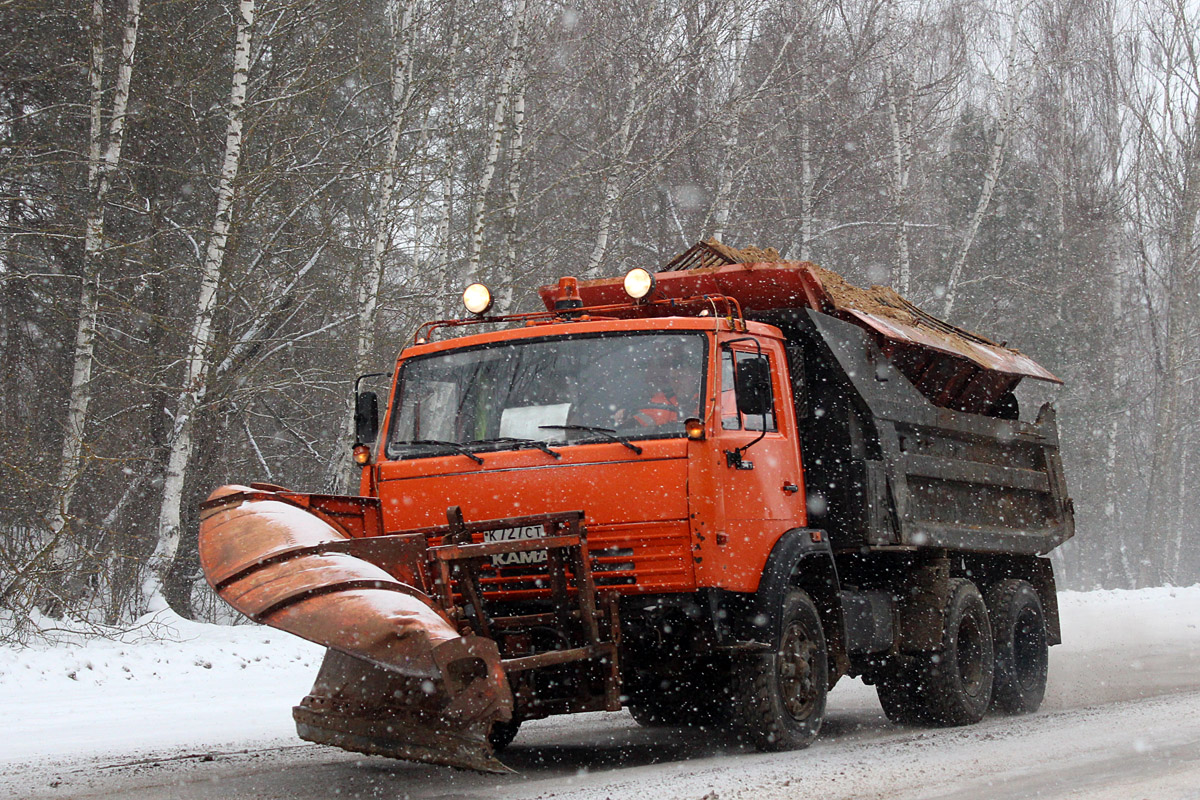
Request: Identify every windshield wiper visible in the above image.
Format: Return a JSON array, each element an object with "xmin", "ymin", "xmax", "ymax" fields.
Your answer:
[
  {"xmin": 400, "ymin": 439, "xmax": 484, "ymax": 465},
  {"xmin": 538, "ymin": 424, "xmax": 643, "ymax": 455},
  {"xmin": 472, "ymin": 437, "xmax": 561, "ymax": 459}
]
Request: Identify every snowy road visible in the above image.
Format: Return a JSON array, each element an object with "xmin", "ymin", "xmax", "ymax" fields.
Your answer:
[{"xmin": 4, "ymin": 588, "xmax": 1200, "ymax": 800}]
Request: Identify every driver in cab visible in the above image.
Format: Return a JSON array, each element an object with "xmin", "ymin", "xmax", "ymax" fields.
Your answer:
[{"xmin": 615, "ymin": 344, "xmax": 700, "ymax": 428}]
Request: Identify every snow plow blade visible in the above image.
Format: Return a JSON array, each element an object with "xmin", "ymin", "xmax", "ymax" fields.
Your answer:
[{"xmin": 197, "ymin": 484, "xmax": 514, "ymax": 773}]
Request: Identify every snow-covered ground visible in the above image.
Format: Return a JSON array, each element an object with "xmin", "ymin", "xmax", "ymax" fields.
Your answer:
[
  {"xmin": 0, "ymin": 614, "xmax": 324, "ymax": 767},
  {"xmin": 1, "ymin": 587, "xmax": 1199, "ymax": 799}
]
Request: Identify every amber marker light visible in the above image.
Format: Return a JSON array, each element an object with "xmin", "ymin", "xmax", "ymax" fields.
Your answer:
[
  {"xmin": 684, "ymin": 417, "xmax": 705, "ymax": 440},
  {"xmin": 623, "ymin": 267, "xmax": 655, "ymax": 300},
  {"xmin": 353, "ymin": 444, "xmax": 371, "ymax": 465},
  {"xmin": 462, "ymin": 282, "xmax": 493, "ymax": 315}
]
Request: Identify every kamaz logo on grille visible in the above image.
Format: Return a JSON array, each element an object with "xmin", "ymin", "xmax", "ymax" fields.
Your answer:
[{"xmin": 484, "ymin": 525, "xmax": 547, "ymax": 567}]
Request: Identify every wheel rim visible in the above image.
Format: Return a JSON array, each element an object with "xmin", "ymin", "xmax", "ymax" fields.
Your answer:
[
  {"xmin": 778, "ymin": 621, "xmax": 819, "ymax": 720},
  {"xmin": 956, "ymin": 612, "xmax": 986, "ymax": 698}
]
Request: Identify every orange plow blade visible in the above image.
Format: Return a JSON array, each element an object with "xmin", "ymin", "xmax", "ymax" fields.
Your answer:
[{"xmin": 197, "ymin": 484, "xmax": 514, "ymax": 772}]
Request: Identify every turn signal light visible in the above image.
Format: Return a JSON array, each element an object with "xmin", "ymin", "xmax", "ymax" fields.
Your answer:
[
  {"xmin": 685, "ymin": 417, "xmax": 705, "ymax": 440},
  {"xmin": 353, "ymin": 444, "xmax": 371, "ymax": 465}
]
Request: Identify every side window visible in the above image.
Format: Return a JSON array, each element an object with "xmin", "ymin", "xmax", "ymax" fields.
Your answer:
[
  {"xmin": 721, "ymin": 349, "xmax": 778, "ymax": 432},
  {"xmin": 721, "ymin": 350, "xmax": 740, "ymax": 429}
]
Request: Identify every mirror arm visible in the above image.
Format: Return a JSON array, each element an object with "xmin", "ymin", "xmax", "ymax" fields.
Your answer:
[{"xmin": 354, "ymin": 371, "xmax": 391, "ymax": 394}]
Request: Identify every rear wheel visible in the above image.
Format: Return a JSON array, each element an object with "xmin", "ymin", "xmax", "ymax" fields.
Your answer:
[
  {"xmin": 920, "ymin": 578, "xmax": 994, "ymax": 725},
  {"xmin": 733, "ymin": 589, "xmax": 828, "ymax": 751},
  {"xmin": 986, "ymin": 579, "xmax": 1048, "ymax": 714},
  {"xmin": 877, "ymin": 578, "xmax": 994, "ymax": 727}
]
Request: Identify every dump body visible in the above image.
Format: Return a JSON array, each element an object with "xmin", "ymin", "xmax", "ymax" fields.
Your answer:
[
  {"xmin": 772, "ymin": 308, "xmax": 1073, "ymax": 556},
  {"xmin": 199, "ymin": 242, "xmax": 1075, "ymax": 771}
]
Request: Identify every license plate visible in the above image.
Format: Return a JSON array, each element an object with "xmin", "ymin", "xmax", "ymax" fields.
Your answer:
[{"xmin": 484, "ymin": 525, "xmax": 547, "ymax": 567}]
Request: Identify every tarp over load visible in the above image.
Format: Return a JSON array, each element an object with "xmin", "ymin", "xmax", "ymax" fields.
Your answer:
[{"xmin": 548, "ymin": 239, "xmax": 1060, "ymax": 416}]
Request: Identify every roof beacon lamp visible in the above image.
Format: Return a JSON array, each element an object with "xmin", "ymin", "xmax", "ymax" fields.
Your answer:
[
  {"xmin": 463, "ymin": 282, "xmax": 493, "ymax": 316},
  {"xmin": 623, "ymin": 267, "xmax": 655, "ymax": 301},
  {"xmin": 554, "ymin": 276, "xmax": 584, "ymax": 312}
]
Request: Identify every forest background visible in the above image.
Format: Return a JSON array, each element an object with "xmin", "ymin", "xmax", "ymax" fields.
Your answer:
[{"xmin": 2, "ymin": 0, "xmax": 1198, "ymax": 637}]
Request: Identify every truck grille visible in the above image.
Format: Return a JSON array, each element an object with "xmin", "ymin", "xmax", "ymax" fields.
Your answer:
[{"xmin": 461, "ymin": 522, "xmax": 693, "ymax": 599}]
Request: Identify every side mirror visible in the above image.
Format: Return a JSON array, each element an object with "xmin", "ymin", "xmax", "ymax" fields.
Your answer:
[
  {"xmin": 354, "ymin": 390, "xmax": 379, "ymax": 445},
  {"xmin": 735, "ymin": 356, "xmax": 772, "ymax": 417}
]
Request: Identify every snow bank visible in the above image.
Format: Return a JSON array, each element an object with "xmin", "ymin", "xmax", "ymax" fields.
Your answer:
[
  {"xmin": 1057, "ymin": 585, "xmax": 1200, "ymax": 649},
  {"xmin": 0, "ymin": 610, "xmax": 323, "ymax": 766}
]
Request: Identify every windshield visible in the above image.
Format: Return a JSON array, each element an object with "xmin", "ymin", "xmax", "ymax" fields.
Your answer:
[{"xmin": 387, "ymin": 332, "xmax": 706, "ymax": 459}]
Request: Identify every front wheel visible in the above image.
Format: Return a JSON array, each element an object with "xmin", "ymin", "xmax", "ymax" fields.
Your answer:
[
  {"xmin": 488, "ymin": 718, "xmax": 521, "ymax": 752},
  {"xmin": 732, "ymin": 589, "xmax": 828, "ymax": 751}
]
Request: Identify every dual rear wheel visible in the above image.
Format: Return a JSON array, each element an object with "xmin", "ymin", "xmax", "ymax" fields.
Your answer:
[{"xmin": 876, "ymin": 577, "xmax": 1048, "ymax": 727}]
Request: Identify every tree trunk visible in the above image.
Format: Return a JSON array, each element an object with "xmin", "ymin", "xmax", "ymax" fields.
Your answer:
[
  {"xmin": 325, "ymin": 0, "xmax": 416, "ymax": 494},
  {"xmin": 503, "ymin": 62, "xmax": 527, "ymax": 270},
  {"xmin": 711, "ymin": 26, "xmax": 748, "ymax": 243},
  {"xmin": 886, "ymin": 62, "xmax": 913, "ymax": 294},
  {"xmin": 42, "ymin": 0, "xmax": 141, "ymax": 605},
  {"xmin": 465, "ymin": 0, "xmax": 528, "ymax": 284},
  {"xmin": 500, "ymin": 64, "xmax": 527, "ymax": 310},
  {"xmin": 586, "ymin": 73, "xmax": 642, "ymax": 278},
  {"xmin": 943, "ymin": 13, "xmax": 1026, "ymax": 318},
  {"xmin": 143, "ymin": 0, "xmax": 255, "ymax": 614}
]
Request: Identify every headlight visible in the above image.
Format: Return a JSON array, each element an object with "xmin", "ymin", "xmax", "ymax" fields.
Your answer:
[
  {"xmin": 623, "ymin": 268, "xmax": 655, "ymax": 300},
  {"xmin": 462, "ymin": 283, "xmax": 493, "ymax": 315}
]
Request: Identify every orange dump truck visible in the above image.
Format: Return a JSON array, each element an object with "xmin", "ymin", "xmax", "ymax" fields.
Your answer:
[{"xmin": 199, "ymin": 240, "xmax": 1074, "ymax": 771}]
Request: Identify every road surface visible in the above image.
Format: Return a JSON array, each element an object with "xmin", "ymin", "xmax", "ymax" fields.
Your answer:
[{"xmin": 9, "ymin": 629, "xmax": 1200, "ymax": 800}]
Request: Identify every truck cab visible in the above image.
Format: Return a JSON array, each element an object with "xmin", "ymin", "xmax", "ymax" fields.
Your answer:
[{"xmin": 369, "ymin": 314, "xmax": 808, "ymax": 598}]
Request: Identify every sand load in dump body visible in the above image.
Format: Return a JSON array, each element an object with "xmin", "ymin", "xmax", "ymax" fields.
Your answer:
[{"xmin": 197, "ymin": 484, "xmax": 514, "ymax": 772}]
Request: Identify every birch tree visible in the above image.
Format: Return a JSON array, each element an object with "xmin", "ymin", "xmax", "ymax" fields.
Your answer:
[
  {"xmin": 583, "ymin": 1, "xmax": 713, "ymax": 277},
  {"xmin": 709, "ymin": 2, "xmax": 800, "ymax": 243},
  {"xmin": 143, "ymin": 0, "xmax": 256, "ymax": 613},
  {"xmin": 885, "ymin": 60, "xmax": 915, "ymax": 292},
  {"xmin": 325, "ymin": 0, "xmax": 418, "ymax": 493},
  {"xmin": 38, "ymin": 0, "xmax": 141, "ymax": 609},
  {"xmin": 1130, "ymin": 0, "xmax": 1200, "ymax": 586},
  {"xmin": 465, "ymin": 0, "xmax": 528, "ymax": 284},
  {"xmin": 942, "ymin": 2, "xmax": 1033, "ymax": 318}
]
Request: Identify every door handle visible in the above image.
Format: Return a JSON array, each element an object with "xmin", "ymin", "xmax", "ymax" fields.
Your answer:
[{"xmin": 782, "ymin": 483, "xmax": 800, "ymax": 494}]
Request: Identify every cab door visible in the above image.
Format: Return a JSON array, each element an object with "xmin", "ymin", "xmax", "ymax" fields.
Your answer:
[{"xmin": 709, "ymin": 335, "xmax": 807, "ymax": 591}]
